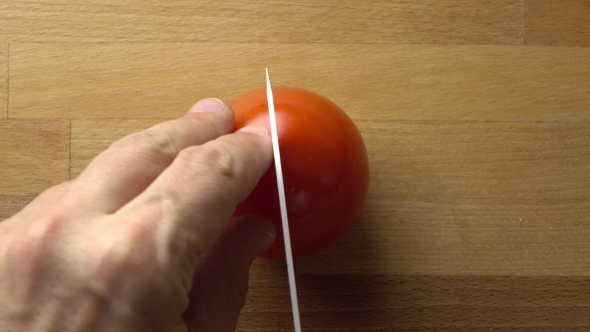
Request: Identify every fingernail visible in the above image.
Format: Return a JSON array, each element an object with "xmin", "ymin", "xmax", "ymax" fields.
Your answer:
[
  {"xmin": 253, "ymin": 231, "xmax": 276, "ymax": 258},
  {"xmin": 188, "ymin": 98, "xmax": 225, "ymax": 113},
  {"xmin": 238, "ymin": 125, "xmax": 269, "ymax": 138}
]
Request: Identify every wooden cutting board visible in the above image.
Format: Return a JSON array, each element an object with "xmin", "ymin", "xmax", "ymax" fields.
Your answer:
[{"xmin": 1, "ymin": 1, "xmax": 590, "ymax": 330}]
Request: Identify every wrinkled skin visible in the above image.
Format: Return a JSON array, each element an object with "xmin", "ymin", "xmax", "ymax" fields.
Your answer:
[{"xmin": 0, "ymin": 99, "xmax": 275, "ymax": 332}]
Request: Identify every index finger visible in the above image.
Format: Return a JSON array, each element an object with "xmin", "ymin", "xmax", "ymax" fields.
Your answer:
[
  {"xmin": 71, "ymin": 98, "xmax": 235, "ymax": 213},
  {"xmin": 115, "ymin": 125, "xmax": 273, "ymax": 260}
]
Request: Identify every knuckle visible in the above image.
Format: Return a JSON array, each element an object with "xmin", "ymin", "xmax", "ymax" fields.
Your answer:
[
  {"xmin": 138, "ymin": 189, "xmax": 176, "ymax": 215},
  {"xmin": 30, "ymin": 182, "xmax": 71, "ymax": 204},
  {"xmin": 3, "ymin": 218, "xmax": 62, "ymax": 306},
  {"xmin": 178, "ymin": 145, "xmax": 238, "ymax": 181},
  {"xmin": 92, "ymin": 192, "xmax": 175, "ymax": 283},
  {"xmin": 93, "ymin": 221, "xmax": 160, "ymax": 283},
  {"xmin": 111, "ymin": 130, "xmax": 177, "ymax": 162},
  {"xmin": 7, "ymin": 211, "xmax": 66, "ymax": 267},
  {"xmin": 43, "ymin": 181, "xmax": 71, "ymax": 197}
]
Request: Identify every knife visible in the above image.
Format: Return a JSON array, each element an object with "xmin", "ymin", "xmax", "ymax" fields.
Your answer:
[{"xmin": 266, "ymin": 68, "xmax": 302, "ymax": 332}]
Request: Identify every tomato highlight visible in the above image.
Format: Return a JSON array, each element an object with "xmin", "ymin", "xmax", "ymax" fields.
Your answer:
[{"xmin": 231, "ymin": 87, "xmax": 369, "ymax": 259}]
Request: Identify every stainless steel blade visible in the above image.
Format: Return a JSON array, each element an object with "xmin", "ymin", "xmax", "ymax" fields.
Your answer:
[{"xmin": 266, "ymin": 68, "xmax": 301, "ymax": 332}]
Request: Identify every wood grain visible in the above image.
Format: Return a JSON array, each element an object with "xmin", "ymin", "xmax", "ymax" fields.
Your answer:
[
  {"xmin": 3, "ymin": 1, "xmax": 590, "ymax": 330},
  {"xmin": 239, "ymin": 275, "xmax": 590, "ymax": 330},
  {"xmin": 10, "ymin": 44, "xmax": 590, "ymax": 122},
  {"xmin": 0, "ymin": 43, "xmax": 6, "ymax": 118},
  {"xmin": 297, "ymin": 199, "xmax": 590, "ymax": 276},
  {"xmin": 71, "ymin": 119, "xmax": 590, "ymax": 275},
  {"xmin": 71, "ymin": 119, "xmax": 163, "ymax": 178},
  {"xmin": 0, "ymin": 120, "xmax": 70, "ymax": 194},
  {"xmin": 362, "ymin": 121, "xmax": 590, "ymax": 201},
  {"xmin": 525, "ymin": 0, "xmax": 590, "ymax": 47},
  {"xmin": 0, "ymin": 195, "xmax": 35, "ymax": 221},
  {"xmin": 0, "ymin": 0, "xmax": 523, "ymax": 45},
  {"xmin": 295, "ymin": 121, "xmax": 590, "ymax": 275}
]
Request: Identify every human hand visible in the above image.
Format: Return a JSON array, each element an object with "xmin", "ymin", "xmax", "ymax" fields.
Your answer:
[{"xmin": 0, "ymin": 98, "xmax": 275, "ymax": 332}]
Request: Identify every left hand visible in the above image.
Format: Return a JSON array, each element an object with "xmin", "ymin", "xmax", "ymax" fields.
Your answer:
[{"xmin": 0, "ymin": 98, "xmax": 275, "ymax": 332}]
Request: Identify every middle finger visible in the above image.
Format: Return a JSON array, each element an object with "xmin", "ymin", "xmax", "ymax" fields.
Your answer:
[{"xmin": 70, "ymin": 98, "xmax": 234, "ymax": 213}]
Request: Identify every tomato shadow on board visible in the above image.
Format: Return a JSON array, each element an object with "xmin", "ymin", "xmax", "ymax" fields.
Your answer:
[{"xmin": 295, "ymin": 199, "xmax": 399, "ymax": 330}]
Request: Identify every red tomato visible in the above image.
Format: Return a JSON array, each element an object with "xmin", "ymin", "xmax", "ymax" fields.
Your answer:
[{"xmin": 231, "ymin": 87, "xmax": 369, "ymax": 259}]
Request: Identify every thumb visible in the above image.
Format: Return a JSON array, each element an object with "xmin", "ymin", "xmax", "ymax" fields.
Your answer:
[{"xmin": 183, "ymin": 215, "xmax": 276, "ymax": 332}]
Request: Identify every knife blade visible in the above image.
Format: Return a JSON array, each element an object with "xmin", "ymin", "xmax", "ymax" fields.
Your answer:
[{"xmin": 266, "ymin": 68, "xmax": 302, "ymax": 332}]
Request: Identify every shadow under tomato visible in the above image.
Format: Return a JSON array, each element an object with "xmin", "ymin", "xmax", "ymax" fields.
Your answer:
[{"xmin": 293, "ymin": 202, "xmax": 402, "ymax": 330}]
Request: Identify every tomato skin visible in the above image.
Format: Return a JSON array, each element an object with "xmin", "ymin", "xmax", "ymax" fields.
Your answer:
[{"xmin": 231, "ymin": 87, "xmax": 369, "ymax": 260}]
